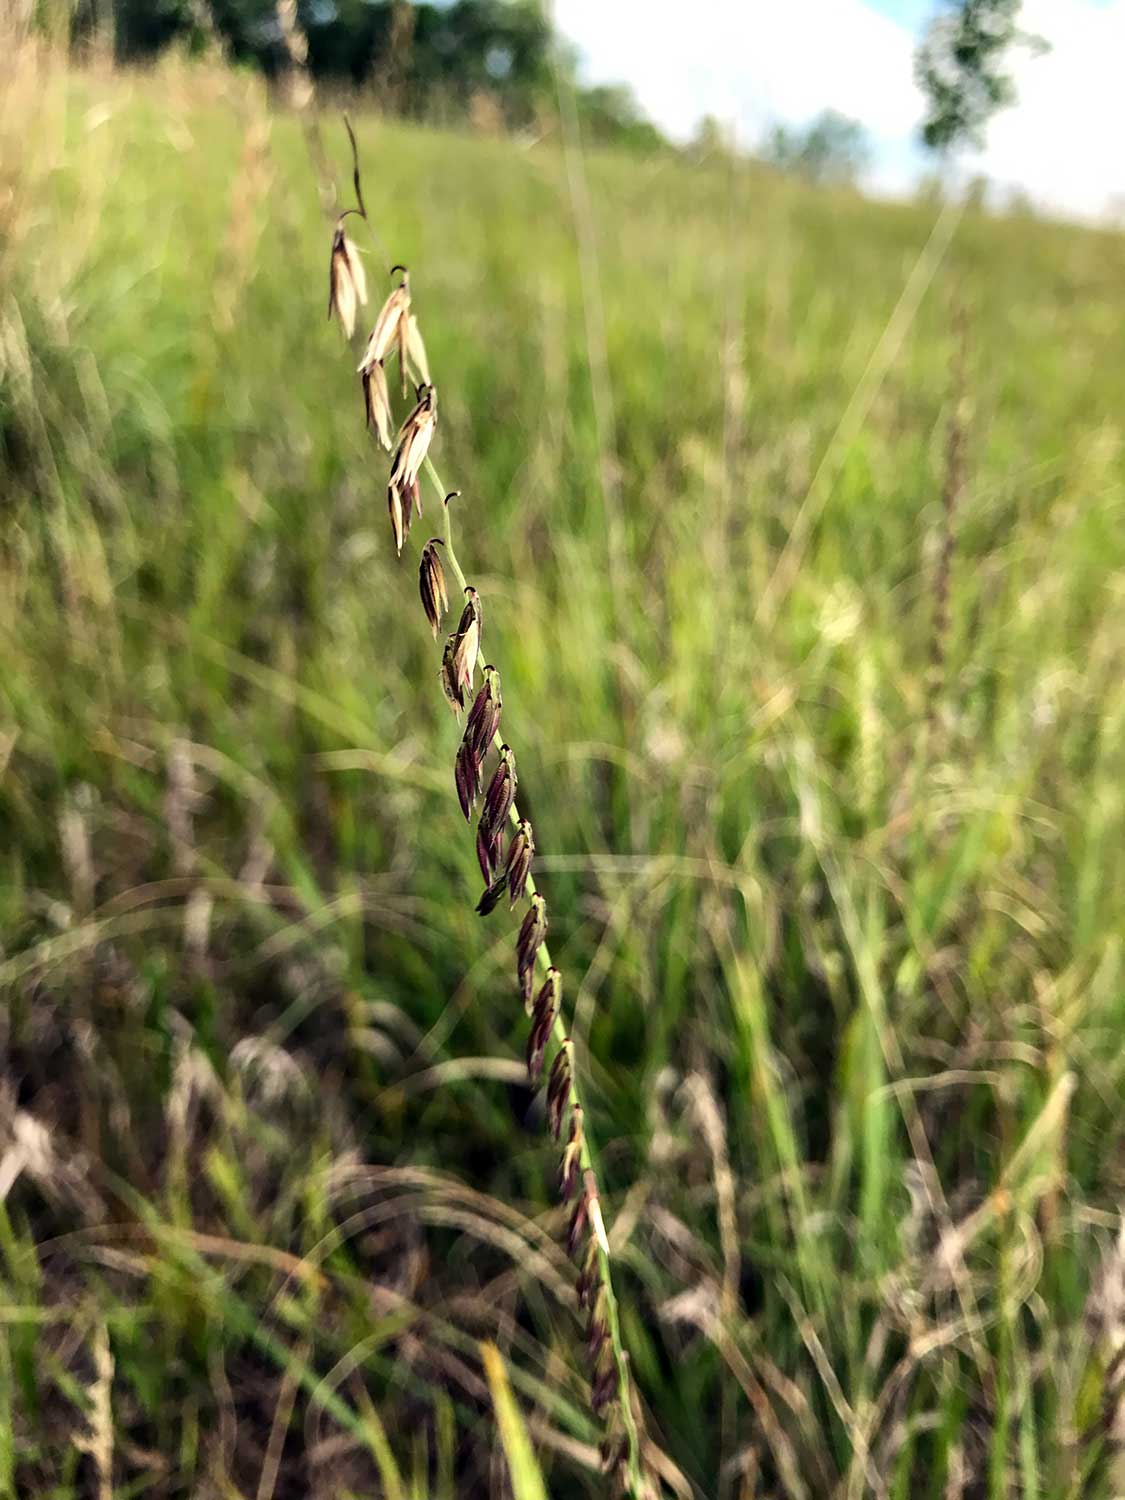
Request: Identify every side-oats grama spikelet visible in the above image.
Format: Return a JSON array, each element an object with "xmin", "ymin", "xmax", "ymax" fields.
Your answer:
[
  {"xmin": 455, "ymin": 740, "xmax": 481, "ymax": 822},
  {"xmin": 465, "ymin": 667, "xmax": 502, "ymax": 764},
  {"xmin": 559, "ymin": 1104, "xmax": 584, "ymax": 1201},
  {"xmin": 583, "ymin": 1167, "xmax": 610, "ymax": 1256},
  {"xmin": 480, "ymin": 745, "xmax": 516, "ymax": 843},
  {"xmin": 587, "ymin": 1287, "xmax": 609, "ymax": 1360},
  {"xmin": 546, "ymin": 1040, "xmax": 572, "ymax": 1140},
  {"xmin": 527, "ymin": 966, "xmax": 561, "ymax": 1085},
  {"xmin": 516, "ymin": 893, "xmax": 547, "ymax": 1007},
  {"xmin": 385, "ymin": 383, "xmax": 437, "ymax": 554},
  {"xmin": 566, "ymin": 1185, "xmax": 589, "ymax": 1259},
  {"xmin": 407, "ymin": 313, "xmax": 430, "ymax": 384},
  {"xmin": 590, "ymin": 1349, "xmax": 617, "ymax": 1416},
  {"xmin": 448, "ymin": 586, "xmax": 482, "ymax": 697},
  {"xmin": 328, "ymin": 222, "xmax": 368, "ymax": 338},
  {"xmin": 504, "ymin": 819, "xmax": 534, "ymax": 908},
  {"xmin": 440, "ymin": 636, "xmax": 466, "ymax": 715},
  {"xmin": 387, "ymin": 483, "xmax": 405, "ymax": 556},
  {"xmin": 362, "ymin": 357, "xmax": 393, "ymax": 450},
  {"xmin": 476, "ymin": 822, "xmax": 498, "ymax": 884},
  {"xmin": 357, "ymin": 265, "xmax": 410, "ymax": 371},
  {"xmin": 396, "ymin": 287, "xmax": 410, "ymax": 397},
  {"xmin": 576, "ymin": 1235, "xmax": 599, "ymax": 1309},
  {"xmin": 418, "ymin": 538, "xmax": 449, "ymax": 637},
  {"xmin": 475, "ymin": 874, "xmax": 508, "ymax": 916}
]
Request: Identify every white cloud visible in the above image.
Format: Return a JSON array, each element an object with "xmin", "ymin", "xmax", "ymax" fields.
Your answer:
[
  {"xmin": 970, "ymin": 0, "xmax": 1125, "ymax": 219},
  {"xmin": 555, "ymin": 0, "xmax": 921, "ymax": 142},
  {"xmin": 555, "ymin": 0, "xmax": 1125, "ymax": 221}
]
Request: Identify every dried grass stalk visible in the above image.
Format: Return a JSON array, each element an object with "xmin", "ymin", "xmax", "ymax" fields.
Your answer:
[{"xmin": 318, "ymin": 120, "xmax": 650, "ymax": 1497}]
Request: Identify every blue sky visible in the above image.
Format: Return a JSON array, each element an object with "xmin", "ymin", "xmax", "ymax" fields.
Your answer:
[
  {"xmin": 864, "ymin": 0, "xmax": 934, "ymax": 24},
  {"xmin": 553, "ymin": 0, "xmax": 1125, "ymax": 221}
]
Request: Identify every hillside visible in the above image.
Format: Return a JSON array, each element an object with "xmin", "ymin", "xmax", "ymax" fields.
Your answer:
[{"xmin": 2, "ymin": 53, "xmax": 1124, "ymax": 1498}]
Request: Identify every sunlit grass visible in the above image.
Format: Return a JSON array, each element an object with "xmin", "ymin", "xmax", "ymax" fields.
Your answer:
[{"xmin": 1, "ymin": 49, "xmax": 1123, "ymax": 1498}]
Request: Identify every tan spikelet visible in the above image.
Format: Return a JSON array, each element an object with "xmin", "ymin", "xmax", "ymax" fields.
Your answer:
[
  {"xmin": 362, "ymin": 359, "xmax": 393, "ymax": 449},
  {"xmin": 397, "ymin": 295, "xmax": 410, "ymax": 398},
  {"xmin": 387, "ymin": 484, "xmax": 405, "ymax": 557},
  {"xmin": 407, "ymin": 314, "xmax": 431, "ymax": 385},
  {"xmin": 358, "ymin": 266, "xmax": 410, "ymax": 372},
  {"xmin": 440, "ymin": 636, "xmax": 467, "ymax": 715},
  {"xmin": 328, "ymin": 222, "xmax": 367, "ymax": 338},
  {"xmin": 448, "ymin": 586, "xmax": 482, "ymax": 696},
  {"xmin": 419, "ymin": 539, "xmax": 449, "ymax": 637},
  {"xmin": 389, "ymin": 382, "xmax": 437, "ymax": 493},
  {"xmin": 343, "ymin": 236, "xmax": 367, "ymax": 307}
]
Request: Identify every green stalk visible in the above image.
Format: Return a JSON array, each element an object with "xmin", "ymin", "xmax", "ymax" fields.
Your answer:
[
  {"xmin": 328, "ymin": 116, "xmax": 644, "ymax": 1488},
  {"xmin": 423, "ymin": 453, "xmax": 644, "ymax": 1492}
]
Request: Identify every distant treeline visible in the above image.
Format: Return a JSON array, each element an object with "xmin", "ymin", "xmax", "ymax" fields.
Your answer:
[{"xmin": 58, "ymin": 0, "xmax": 666, "ymax": 147}]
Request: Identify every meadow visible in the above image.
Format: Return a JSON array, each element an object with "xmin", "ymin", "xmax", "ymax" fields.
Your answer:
[{"xmin": 1, "ymin": 48, "xmax": 1124, "ymax": 1499}]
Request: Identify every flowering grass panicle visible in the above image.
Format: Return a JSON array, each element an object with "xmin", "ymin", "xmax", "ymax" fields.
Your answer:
[{"xmin": 317, "ymin": 122, "xmax": 652, "ymax": 1497}]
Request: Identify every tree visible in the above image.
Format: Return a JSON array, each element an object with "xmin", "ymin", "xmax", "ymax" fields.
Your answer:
[
  {"xmin": 763, "ymin": 110, "xmax": 871, "ymax": 186},
  {"xmin": 575, "ymin": 84, "xmax": 666, "ymax": 153},
  {"xmin": 915, "ymin": 0, "xmax": 1046, "ymax": 153},
  {"xmin": 47, "ymin": 0, "xmax": 665, "ymax": 150},
  {"xmin": 53, "ymin": 0, "xmax": 659, "ymax": 147}
]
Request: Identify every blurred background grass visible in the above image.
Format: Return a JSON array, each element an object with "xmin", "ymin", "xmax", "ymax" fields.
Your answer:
[{"xmin": 1, "ymin": 43, "xmax": 1124, "ymax": 1500}]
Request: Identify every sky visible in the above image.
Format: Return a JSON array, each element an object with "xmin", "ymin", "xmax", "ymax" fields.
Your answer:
[{"xmin": 553, "ymin": 0, "xmax": 1125, "ymax": 222}]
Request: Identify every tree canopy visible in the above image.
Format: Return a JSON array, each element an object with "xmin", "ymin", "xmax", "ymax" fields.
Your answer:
[
  {"xmin": 763, "ymin": 111, "xmax": 872, "ymax": 186},
  {"xmin": 61, "ymin": 0, "xmax": 663, "ymax": 145},
  {"xmin": 915, "ymin": 0, "xmax": 1045, "ymax": 153}
]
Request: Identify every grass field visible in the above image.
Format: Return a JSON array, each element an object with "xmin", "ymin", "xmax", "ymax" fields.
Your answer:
[{"xmin": 1, "ymin": 48, "xmax": 1124, "ymax": 1500}]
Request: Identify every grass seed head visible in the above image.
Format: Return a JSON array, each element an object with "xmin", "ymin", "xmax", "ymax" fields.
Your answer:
[
  {"xmin": 475, "ymin": 873, "xmax": 508, "ymax": 916},
  {"xmin": 590, "ymin": 1348, "xmax": 617, "ymax": 1416},
  {"xmin": 567, "ymin": 1186, "xmax": 589, "ymax": 1259},
  {"xmin": 465, "ymin": 667, "xmax": 502, "ymax": 763},
  {"xmin": 403, "ymin": 475, "xmax": 421, "ymax": 531},
  {"xmin": 454, "ymin": 740, "xmax": 481, "ymax": 821},
  {"xmin": 477, "ymin": 822, "xmax": 501, "ymax": 888},
  {"xmin": 560, "ymin": 1104, "xmax": 584, "ymax": 1201},
  {"xmin": 448, "ymin": 586, "xmax": 482, "ymax": 697},
  {"xmin": 527, "ymin": 965, "xmax": 561, "ymax": 1086},
  {"xmin": 407, "ymin": 312, "xmax": 430, "ymax": 384},
  {"xmin": 361, "ymin": 357, "xmax": 392, "ymax": 449},
  {"xmin": 358, "ymin": 265, "xmax": 410, "ymax": 370},
  {"xmin": 396, "ymin": 286, "xmax": 410, "ymax": 396},
  {"xmin": 587, "ymin": 1287, "xmax": 609, "ymax": 1359},
  {"xmin": 440, "ymin": 636, "xmax": 466, "ymax": 715},
  {"xmin": 386, "ymin": 386, "xmax": 434, "ymax": 554},
  {"xmin": 386, "ymin": 482, "xmax": 405, "ymax": 556},
  {"xmin": 418, "ymin": 538, "xmax": 448, "ymax": 637},
  {"xmin": 480, "ymin": 744, "xmax": 516, "ymax": 842},
  {"xmin": 504, "ymin": 818, "xmax": 534, "ymax": 907},
  {"xmin": 389, "ymin": 381, "xmax": 437, "ymax": 496},
  {"xmin": 576, "ymin": 1233, "xmax": 599, "ymax": 1308},
  {"xmin": 600, "ymin": 1430, "xmax": 629, "ymax": 1476},
  {"xmin": 328, "ymin": 221, "xmax": 367, "ymax": 338},
  {"xmin": 516, "ymin": 893, "xmax": 547, "ymax": 1005},
  {"xmin": 311, "ymin": 129, "xmax": 641, "ymax": 1479},
  {"xmin": 475, "ymin": 821, "xmax": 498, "ymax": 883},
  {"xmin": 584, "ymin": 1167, "xmax": 610, "ymax": 1256},
  {"xmin": 546, "ymin": 1040, "xmax": 572, "ymax": 1140}
]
